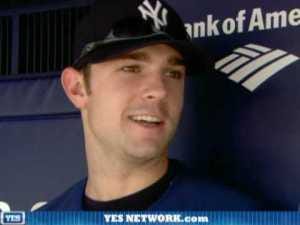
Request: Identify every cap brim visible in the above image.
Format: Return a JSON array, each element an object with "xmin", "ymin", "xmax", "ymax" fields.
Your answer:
[{"xmin": 73, "ymin": 34, "xmax": 212, "ymax": 75}]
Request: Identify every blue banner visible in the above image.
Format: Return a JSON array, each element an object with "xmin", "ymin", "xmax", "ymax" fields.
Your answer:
[{"xmin": 1, "ymin": 211, "xmax": 300, "ymax": 225}]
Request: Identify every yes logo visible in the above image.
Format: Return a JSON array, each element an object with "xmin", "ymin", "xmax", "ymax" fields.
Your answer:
[
  {"xmin": 138, "ymin": 0, "xmax": 168, "ymax": 30},
  {"xmin": 0, "ymin": 212, "xmax": 25, "ymax": 225}
]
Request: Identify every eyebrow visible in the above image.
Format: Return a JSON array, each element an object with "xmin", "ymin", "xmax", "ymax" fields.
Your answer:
[{"xmin": 118, "ymin": 51, "xmax": 186, "ymax": 66}]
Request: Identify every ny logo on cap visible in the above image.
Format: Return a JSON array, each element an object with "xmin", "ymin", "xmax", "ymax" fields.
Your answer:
[{"xmin": 138, "ymin": 0, "xmax": 168, "ymax": 30}]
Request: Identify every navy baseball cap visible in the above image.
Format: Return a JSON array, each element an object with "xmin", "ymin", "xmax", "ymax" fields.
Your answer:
[{"xmin": 73, "ymin": 0, "xmax": 212, "ymax": 75}]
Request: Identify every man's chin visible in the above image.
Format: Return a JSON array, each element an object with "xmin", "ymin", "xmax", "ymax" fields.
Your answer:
[{"xmin": 123, "ymin": 143, "xmax": 167, "ymax": 163}]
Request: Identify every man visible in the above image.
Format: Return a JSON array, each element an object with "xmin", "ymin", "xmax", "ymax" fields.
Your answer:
[{"xmin": 40, "ymin": 0, "xmax": 262, "ymax": 210}]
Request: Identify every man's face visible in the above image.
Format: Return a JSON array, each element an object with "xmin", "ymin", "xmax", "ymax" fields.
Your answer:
[{"xmin": 82, "ymin": 44, "xmax": 185, "ymax": 162}]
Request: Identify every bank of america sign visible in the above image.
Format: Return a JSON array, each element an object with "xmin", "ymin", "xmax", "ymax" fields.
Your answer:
[{"xmin": 215, "ymin": 43, "xmax": 299, "ymax": 92}]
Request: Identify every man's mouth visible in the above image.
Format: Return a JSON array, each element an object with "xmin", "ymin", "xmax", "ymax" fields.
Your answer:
[{"xmin": 128, "ymin": 115, "xmax": 163, "ymax": 126}]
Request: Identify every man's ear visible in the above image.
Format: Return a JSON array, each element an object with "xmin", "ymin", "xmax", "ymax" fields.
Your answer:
[{"xmin": 61, "ymin": 67, "xmax": 89, "ymax": 109}]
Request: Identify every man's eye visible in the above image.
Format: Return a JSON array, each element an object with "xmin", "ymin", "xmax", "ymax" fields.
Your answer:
[
  {"xmin": 121, "ymin": 65, "xmax": 141, "ymax": 73},
  {"xmin": 165, "ymin": 70, "xmax": 184, "ymax": 79}
]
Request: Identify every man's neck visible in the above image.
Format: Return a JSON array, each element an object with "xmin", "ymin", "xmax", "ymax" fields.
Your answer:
[{"xmin": 85, "ymin": 155, "xmax": 169, "ymax": 202}]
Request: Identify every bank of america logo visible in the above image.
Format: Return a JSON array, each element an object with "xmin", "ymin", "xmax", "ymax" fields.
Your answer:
[{"xmin": 215, "ymin": 43, "xmax": 299, "ymax": 92}]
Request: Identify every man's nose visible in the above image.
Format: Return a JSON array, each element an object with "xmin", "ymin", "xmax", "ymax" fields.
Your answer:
[{"xmin": 142, "ymin": 74, "xmax": 168, "ymax": 101}]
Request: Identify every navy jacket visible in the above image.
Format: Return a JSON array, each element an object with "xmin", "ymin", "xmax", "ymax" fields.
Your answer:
[{"xmin": 40, "ymin": 162, "xmax": 263, "ymax": 211}]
